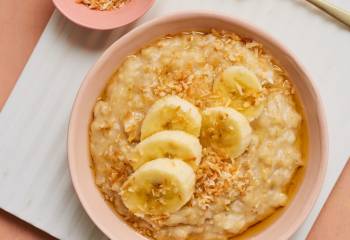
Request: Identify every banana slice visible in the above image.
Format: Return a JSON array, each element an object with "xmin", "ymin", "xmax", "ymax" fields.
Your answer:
[
  {"xmin": 229, "ymin": 98, "xmax": 266, "ymax": 122},
  {"xmin": 214, "ymin": 66, "xmax": 264, "ymax": 121},
  {"xmin": 218, "ymin": 66, "xmax": 262, "ymax": 94},
  {"xmin": 200, "ymin": 107, "xmax": 252, "ymax": 158},
  {"xmin": 132, "ymin": 130, "xmax": 202, "ymax": 170},
  {"xmin": 240, "ymin": 102, "xmax": 265, "ymax": 121},
  {"xmin": 140, "ymin": 96, "xmax": 202, "ymax": 140},
  {"xmin": 120, "ymin": 158, "xmax": 195, "ymax": 216}
]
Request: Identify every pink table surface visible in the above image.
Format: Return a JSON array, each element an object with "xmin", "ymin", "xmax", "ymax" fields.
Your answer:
[
  {"xmin": 0, "ymin": 0, "xmax": 54, "ymax": 110},
  {"xmin": 0, "ymin": 0, "xmax": 55, "ymax": 238},
  {"xmin": 0, "ymin": 1, "xmax": 349, "ymax": 239}
]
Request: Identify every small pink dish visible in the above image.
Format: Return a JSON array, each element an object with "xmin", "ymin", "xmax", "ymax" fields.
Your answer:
[
  {"xmin": 68, "ymin": 12, "xmax": 328, "ymax": 240},
  {"xmin": 53, "ymin": 0, "xmax": 155, "ymax": 30}
]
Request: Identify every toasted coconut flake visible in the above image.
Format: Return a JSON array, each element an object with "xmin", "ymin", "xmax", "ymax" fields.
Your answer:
[
  {"xmin": 193, "ymin": 148, "xmax": 252, "ymax": 209},
  {"xmin": 76, "ymin": 0, "xmax": 129, "ymax": 10}
]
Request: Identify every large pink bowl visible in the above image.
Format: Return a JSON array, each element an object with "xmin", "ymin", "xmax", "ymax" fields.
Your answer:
[
  {"xmin": 53, "ymin": 0, "xmax": 155, "ymax": 30},
  {"xmin": 68, "ymin": 12, "xmax": 328, "ymax": 240}
]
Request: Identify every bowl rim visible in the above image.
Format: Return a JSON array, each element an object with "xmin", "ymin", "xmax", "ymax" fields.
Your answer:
[
  {"xmin": 68, "ymin": 11, "xmax": 328, "ymax": 240},
  {"xmin": 53, "ymin": 0, "xmax": 155, "ymax": 30}
]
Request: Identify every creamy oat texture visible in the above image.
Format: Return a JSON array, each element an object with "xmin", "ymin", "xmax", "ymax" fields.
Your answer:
[{"xmin": 89, "ymin": 31, "xmax": 304, "ymax": 240}]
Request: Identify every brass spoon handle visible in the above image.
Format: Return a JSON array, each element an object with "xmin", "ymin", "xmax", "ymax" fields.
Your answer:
[{"xmin": 306, "ymin": 0, "xmax": 350, "ymax": 27}]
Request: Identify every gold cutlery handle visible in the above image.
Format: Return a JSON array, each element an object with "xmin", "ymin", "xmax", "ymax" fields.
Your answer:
[{"xmin": 306, "ymin": 0, "xmax": 350, "ymax": 27}]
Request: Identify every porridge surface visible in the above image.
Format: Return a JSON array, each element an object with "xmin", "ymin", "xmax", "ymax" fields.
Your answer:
[{"xmin": 89, "ymin": 30, "xmax": 304, "ymax": 240}]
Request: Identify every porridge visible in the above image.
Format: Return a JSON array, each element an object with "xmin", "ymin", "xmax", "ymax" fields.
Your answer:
[{"xmin": 89, "ymin": 30, "xmax": 305, "ymax": 240}]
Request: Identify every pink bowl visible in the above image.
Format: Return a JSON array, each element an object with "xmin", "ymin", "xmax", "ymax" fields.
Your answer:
[
  {"xmin": 53, "ymin": 0, "xmax": 155, "ymax": 30},
  {"xmin": 68, "ymin": 12, "xmax": 328, "ymax": 240}
]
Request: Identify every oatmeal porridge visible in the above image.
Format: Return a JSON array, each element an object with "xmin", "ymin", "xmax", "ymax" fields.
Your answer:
[{"xmin": 89, "ymin": 30, "xmax": 305, "ymax": 240}]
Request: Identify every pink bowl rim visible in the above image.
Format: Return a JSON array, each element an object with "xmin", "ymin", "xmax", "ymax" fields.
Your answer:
[
  {"xmin": 68, "ymin": 11, "xmax": 328, "ymax": 240},
  {"xmin": 53, "ymin": 0, "xmax": 155, "ymax": 30}
]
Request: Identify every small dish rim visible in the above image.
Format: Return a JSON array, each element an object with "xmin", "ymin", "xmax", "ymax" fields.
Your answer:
[{"xmin": 53, "ymin": 0, "xmax": 155, "ymax": 30}]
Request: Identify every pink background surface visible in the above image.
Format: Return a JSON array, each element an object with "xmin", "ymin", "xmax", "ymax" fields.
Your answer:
[
  {"xmin": 0, "ymin": 0, "xmax": 54, "ymax": 110},
  {"xmin": 0, "ymin": 0, "xmax": 349, "ymax": 239},
  {"xmin": 0, "ymin": 0, "xmax": 55, "ymax": 238}
]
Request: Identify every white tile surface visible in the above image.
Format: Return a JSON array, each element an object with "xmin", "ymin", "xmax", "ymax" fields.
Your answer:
[{"xmin": 1, "ymin": 0, "xmax": 350, "ymax": 239}]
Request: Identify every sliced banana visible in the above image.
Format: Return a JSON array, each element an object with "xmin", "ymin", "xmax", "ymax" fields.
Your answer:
[
  {"xmin": 132, "ymin": 130, "xmax": 202, "ymax": 170},
  {"xmin": 214, "ymin": 66, "xmax": 264, "ymax": 121},
  {"xmin": 140, "ymin": 95, "xmax": 202, "ymax": 140},
  {"xmin": 200, "ymin": 107, "xmax": 252, "ymax": 158},
  {"xmin": 240, "ymin": 102, "xmax": 265, "ymax": 121},
  {"xmin": 120, "ymin": 158, "xmax": 195, "ymax": 216},
  {"xmin": 229, "ymin": 98, "xmax": 266, "ymax": 122},
  {"xmin": 219, "ymin": 65, "xmax": 262, "ymax": 94}
]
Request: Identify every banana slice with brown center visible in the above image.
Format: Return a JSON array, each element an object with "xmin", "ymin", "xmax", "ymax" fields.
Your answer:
[
  {"xmin": 120, "ymin": 158, "xmax": 195, "ymax": 216},
  {"xmin": 132, "ymin": 130, "xmax": 202, "ymax": 170},
  {"xmin": 214, "ymin": 66, "xmax": 265, "ymax": 121},
  {"xmin": 141, "ymin": 96, "xmax": 202, "ymax": 140},
  {"xmin": 200, "ymin": 107, "xmax": 252, "ymax": 158},
  {"xmin": 220, "ymin": 65, "xmax": 262, "ymax": 94}
]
